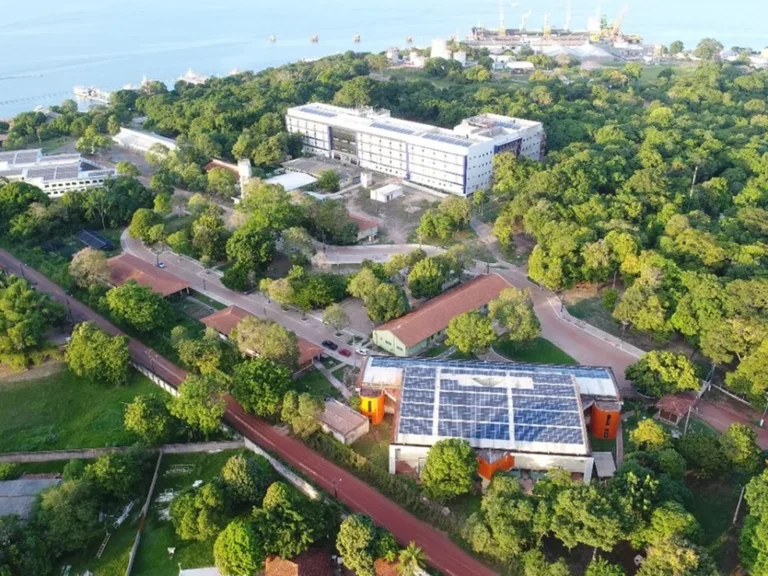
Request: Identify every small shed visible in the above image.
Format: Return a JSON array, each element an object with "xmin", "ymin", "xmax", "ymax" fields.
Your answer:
[
  {"xmin": 349, "ymin": 214, "xmax": 378, "ymax": 243},
  {"xmin": 506, "ymin": 61, "xmax": 535, "ymax": 73},
  {"xmin": 319, "ymin": 399, "xmax": 370, "ymax": 445},
  {"xmin": 593, "ymin": 452, "xmax": 617, "ymax": 480},
  {"xmin": 264, "ymin": 172, "xmax": 317, "ymax": 192},
  {"xmin": 370, "ymin": 184, "xmax": 403, "ymax": 203},
  {"xmin": 656, "ymin": 393, "xmax": 697, "ymax": 426}
]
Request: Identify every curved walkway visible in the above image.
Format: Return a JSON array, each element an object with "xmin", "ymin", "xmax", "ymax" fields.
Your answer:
[{"xmin": 0, "ymin": 249, "xmax": 497, "ymax": 576}]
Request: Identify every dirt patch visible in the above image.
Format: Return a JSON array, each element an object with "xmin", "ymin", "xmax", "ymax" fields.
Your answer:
[
  {"xmin": 0, "ymin": 361, "xmax": 66, "ymax": 388},
  {"xmin": 347, "ymin": 187, "xmax": 436, "ymax": 244}
]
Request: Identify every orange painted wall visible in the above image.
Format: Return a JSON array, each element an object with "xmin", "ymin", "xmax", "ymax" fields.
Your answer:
[
  {"xmin": 360, "ymin": 392, "xmax": 385, "ymax": 426},
  {"xmin": 591, "ymin": 405, "xmax": 620, "ymax": 440},
  {"xmin": 477, "ymin": 453, "xmax": 515, "ymax": 481}
]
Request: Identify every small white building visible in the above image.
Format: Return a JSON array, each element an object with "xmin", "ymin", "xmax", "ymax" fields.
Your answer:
[
  {"xmin": 409, "ymin": 50, "xmax": 426, "ymax": 68},
  {"xmin": 506, "ymin": 61, "xmax": 535, "ymax": 73},
  {"xmin": 179, "ymin": 568, "xmax": 222, "ymax": 576},
  {"xmin": 490, "ymin": 54, "xmax": 513, "ymax": 70},
  {"xmin": 386, "ymin": 47, "xmax": 401, "ymax": 63},
  {"xmin": 370, "ymin": 183, "xmax": 403, "ymax": 203},
  {"xmin": 453, "ymin": 51, "xmax": 467, "ymax": 66},
  {"xmin": 430, "ymin": 38, "xmax": 452, "ymax": 60},
  {"xmin": 112, "ymin": 127, "xmax": 177, "ymax": 154},
  {"xmin": 0, "ymin": 149, "xmax": 116, "ymax": 197}
]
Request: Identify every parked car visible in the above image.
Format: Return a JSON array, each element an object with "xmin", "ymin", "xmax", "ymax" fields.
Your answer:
[
  {"xmin": 156, "ymin": 261, "xmax": 166, "ymax": 268},
  {"xmin": 321, "ymin": 340, "xmax": 338, "ymax": 351},
  {"xmin": 355, "ymin": 347, "xmax": 369, "ymax": 356},
  {"xmin": 339, "ymin": 348, "xmax": 352, "ymax": 357}
]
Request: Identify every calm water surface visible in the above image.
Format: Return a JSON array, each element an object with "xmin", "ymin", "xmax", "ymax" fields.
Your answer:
[{"xmin": 1, "ymin": 0, "xmax": 766, "ymax": 116}]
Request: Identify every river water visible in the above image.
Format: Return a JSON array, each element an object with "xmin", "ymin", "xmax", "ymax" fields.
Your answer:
[{"xmin": 1, "ymin": 0, "xmax": 767, "ymax": 117}]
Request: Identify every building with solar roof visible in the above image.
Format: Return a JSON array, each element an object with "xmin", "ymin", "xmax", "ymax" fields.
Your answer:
[
  {"xmin": 285, "ymin": 103, "xmax": 545, "ymax": 196},
  {"xmin": 358, "ymin": 356, "xmax": 622, "ymax": 484},
  {"xmin": 0, "ymin": 149, "xmax": 116, "ymax": 197}
]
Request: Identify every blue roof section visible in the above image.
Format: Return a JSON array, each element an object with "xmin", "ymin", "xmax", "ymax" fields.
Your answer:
[{"xmin": 368, "ymin": 357, "xmax": 596, "ymax": 454}]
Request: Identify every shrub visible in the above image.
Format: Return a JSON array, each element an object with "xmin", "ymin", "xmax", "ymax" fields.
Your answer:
[
  {"xmin": 602, "ymin": 288, "xmax": 619, "ymax": 310},
  {"xmin": 0, "ymin": 463, "xmax": 20, "ymax": 480}
]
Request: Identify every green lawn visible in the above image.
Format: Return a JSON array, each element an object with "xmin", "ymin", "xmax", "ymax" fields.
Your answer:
[
  {"xmin": 295, "ymin": 369, "xmax": 342, "ymax": 400},
  {"xmin": 566, "ymin": 294, "xmax": 659, "ymax": 352},
  {"xmin": 188, "ymin": 290, "xmax": 227, "ymax": 311},
  {"xmin": 494, "ymin": 338, "xmax": 576, "ymax": 365},
  {"xmin": 688, "ymin": 478, "xmax": 742, "ymax": 572},
  {"xmin": 424, "ymin": 342, "xmax": 450, "ymax": 358},
  {"xmin": 332, "ymin": 367, "xmax": 346, "ymax": 381},
  {"xmin": 353, "ymin": 416, "xmax": 392, "ymax": 470},
  {"xmin": 0, "ymin": 368, "xmax": 162, "ymax": 452},
  {"xmin": 132, "ymin": 450, "xmax": 246, "ymax": 576}
]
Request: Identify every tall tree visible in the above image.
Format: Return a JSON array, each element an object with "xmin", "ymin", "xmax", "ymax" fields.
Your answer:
[
  {"xmin": 229, "ymin": 358, "xmax": 292, "ymax": 417},
  {"xmin": 421, "ymin": 438, "xmax": 476, "ymax": 502},
  {"xmin": 337, "ymin": 514, "xmax": 378, "ymax": 576},
  {"xmin": 489, "ymin": 287, "xmax": 541, "ymax": 345},
  {"xmin": 625, "ymin": 351, "xmax": 700, "ymax": 397},
  {"xmin": 124, "ymin": 394, "xmax": 174, "ymax": 445},
  {"xmin": 170, "ymin": 375, "xmax": 226, "ymax": 436},
  {"xmin": 397, "ymin": 542, "xmax": 427, "ymax": 576},
  {"xmin": 105, "ymin": 281, "xmax": 172, "ymax": 332},
  {"xmin": 221, "ymin": 453, "xmax": 275, "ymax": 506},
  {"xmin": 69, "ymin": 248, "xmax": 109, "ymax": 289},
  {"xmin": 230, "ymin": 316, "xmax": 299, "ymax": 369},
  {"xmin": 446, "ymin": 311, "xmax": 496, "ymax": 355},
  {"xmin": 65, "ymin": 322, "xmax": 131, "ymax": 386},
  {"xmin": 214, "ymin": 519, "xmax": 266, "ymax": 576}
]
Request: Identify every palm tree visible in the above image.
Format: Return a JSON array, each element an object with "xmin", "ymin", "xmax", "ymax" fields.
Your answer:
[{"xmin": 397, "ymin": 541, "xmax": 427, "ymax": 576}]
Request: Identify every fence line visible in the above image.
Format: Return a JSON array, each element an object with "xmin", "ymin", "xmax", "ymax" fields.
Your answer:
[
  {"xmin": 125, "ymin": 451, "xmax": 163, "ymax": 576},
  {"xmin": 244, "ymin": 438, "xmax": 320, "ymax": 501},
  {"xmin": 0, "ymin": 441, "xmax": 244, "ymax": 464}
]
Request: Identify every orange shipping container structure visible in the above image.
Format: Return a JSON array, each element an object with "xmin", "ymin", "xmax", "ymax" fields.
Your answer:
[
  {"xmin": 590, "ymin": 403, "xmax": 620, "ymax": 440},
  {"xmin": 360, "ymin": 389, "xmax": 386, "ymax": 426}
]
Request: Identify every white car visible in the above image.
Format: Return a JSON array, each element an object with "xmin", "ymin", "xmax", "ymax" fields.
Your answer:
[
  {"xmin": 355, "ymin": 347, "xmax": 369, "ymax": 356},
  {"xmin": 156, "ymin": 261, "xmax": 166, "ymax": 268}
]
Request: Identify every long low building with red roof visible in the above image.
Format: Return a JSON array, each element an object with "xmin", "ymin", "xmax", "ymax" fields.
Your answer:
[
  {"xmin": 371, "ymin": 274, "xmax": 510, "ymax": 357},
  {"xmin": 106, "ymin": 253, "xmax": 190, "ymax": 297},
  {"xmin": 200, "ymin": 305, "xmax": 322, "ymax": 374}
]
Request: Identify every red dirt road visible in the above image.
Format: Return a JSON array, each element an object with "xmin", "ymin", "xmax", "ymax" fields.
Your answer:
[{"xmin": 0, "ymin": 250, "xmax": 496, "ymax": 576}]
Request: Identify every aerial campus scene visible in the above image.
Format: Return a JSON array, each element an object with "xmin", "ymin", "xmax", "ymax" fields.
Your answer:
[{"xmin": 1, "ymin": 1, "xmax": 768, "ymax": 575}]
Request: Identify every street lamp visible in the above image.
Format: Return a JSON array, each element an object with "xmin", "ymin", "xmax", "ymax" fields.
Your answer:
[{"xmin": 332, "ymin": 478, "xmax": 342, "ymax": 499}]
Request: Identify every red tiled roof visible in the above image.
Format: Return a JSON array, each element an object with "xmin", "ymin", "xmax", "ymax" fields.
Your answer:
[
  {"xmin": 200, "ymin": 305, "xmax": 321, "ymax": 367},
  {"xmin": 349, "ymin": 213, "xmax": 379, "ymax": 232},
  {"xmin": 374, "ymin": 274, "xmax": 510, "ymax": 348},
  {"xmin": 200, "ymin": 305, "xmax": 250, "ymax": 336},
  {"xmin": 374, "ymin": 559, "xmax": 400, "ymax": 576},
  {"xmin": 265, "ymin": 549, "xmax": 332, "ymax": 576},
  {"xmin": 203, "ymin": 158, "xmax": 239, "ymax": 175},
  {"xmin": 107, "ymin": 253, "xmax": 189, "ymax": 297},
  {"xmin": 656, "ymin": 393, "xmax": 697, "ymax": 417}
]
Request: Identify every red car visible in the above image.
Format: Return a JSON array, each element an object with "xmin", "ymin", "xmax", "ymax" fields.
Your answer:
[{"xmin": 339, "ymin": 348, "xmax": 352, "ymax": 357}]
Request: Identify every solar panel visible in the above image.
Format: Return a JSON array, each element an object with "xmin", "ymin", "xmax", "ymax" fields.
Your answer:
[
  {"xmin": 514, "ymin": 409, "xmax": 581, "ymax": 428},
  {"xmin": 399, "ymin": 417, "xmax": 433, "ymax": 435},
  {"xmin": 26, "ymin": 167, "xmax": 56, "ymax": 179},
  {"xmin": 12, "ymin": 151, "xmax": 40, "ymax": 164},
  {"xmin": 55, "ymin": 165, "xmax": 80, "ymax": 179},
  {"xmin": 512, "ymin": 397, "xmax": 579, "ymax": 412},
  {"xmin": 422, "ymin": 132, "xmax": 474, "ymax": 148},
  {"xmin": 77, "ymin": 230, "xmax": 114, "ymax": 251},
  {"xmin": 515, "ymin": 425, "xmax": 583, "ymax": 445},
  {"xmin": 300, "ymin": 106, "xmax": 336, "ymax": 118},
  {"xmin": 371, "ymin": 122, "xmax": 415, "ymax": 135},
  {"xmin": 495, "ymin": 120, "xmax": 519, "ymax": 129}
]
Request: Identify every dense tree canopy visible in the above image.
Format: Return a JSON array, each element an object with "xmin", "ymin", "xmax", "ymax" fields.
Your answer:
[
  {"xmin": 421, "ymin": 438, "xmax": 476, "ymax": 501},
  {"xmin": 65, "ymin": 321, "xmax": 131, "ymax": 386},
  {"xmin": 105, "ymin": 281, "xmax": 173, "ymax": 332}
]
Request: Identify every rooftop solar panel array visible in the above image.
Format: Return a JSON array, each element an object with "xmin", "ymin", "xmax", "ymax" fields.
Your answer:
[
  {"xmin": 373, "ymin": 357, "xmax": 591, "ymax": 451},
  {"xmin": 300, "ymin": 106, "xmax": 337, "ymax": 118},
  {"xmin": 422, "ymin": 132, "xmax": 474, "ymax": 148},
  {"xmin": 371, "ymin": 122, "xmax": 415, "ymax": 135}
]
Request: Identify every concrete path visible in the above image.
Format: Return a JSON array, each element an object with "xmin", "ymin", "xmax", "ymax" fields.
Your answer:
[
  {"xmin": 0, "ymin": 441, "xmax": 244, "ymax": 463},
  {"xmin": 313, "ymin": 359, "xmax": 352, "ymax": 399}
]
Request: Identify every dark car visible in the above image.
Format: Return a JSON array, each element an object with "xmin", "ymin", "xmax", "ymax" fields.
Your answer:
[
  {"xmin": 321, "ymin": 340, "xmax": 338, "ymax": 351},
  {"xmin": 339, "ymin": 348, "xmax": 352, "ymax": 358}
]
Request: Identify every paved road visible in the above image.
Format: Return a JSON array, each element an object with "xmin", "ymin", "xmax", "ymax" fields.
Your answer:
[
  {"xmin": 121, "ymin": 231, "xmax": 361, "ymax": 368},
  {"xmin": 0, "ymin": 249, "xmax": 496, "ymax": 576}
]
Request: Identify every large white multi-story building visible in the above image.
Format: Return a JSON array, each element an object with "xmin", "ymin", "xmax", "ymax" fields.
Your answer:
[
  {"xmin": 285, "ymin": 103, "xmax": 545, "ymax": 196},
  {"xmin": 0, "ymin": 149, "xmax": 116, "ymax": 197}
]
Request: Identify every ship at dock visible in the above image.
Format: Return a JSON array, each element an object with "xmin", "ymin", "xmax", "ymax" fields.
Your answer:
[
  {"xmin": 469, "ymin": 3, "xmax": 642, "ymax": 49},
  {"xmin": 73, "ymin": 86, "xmax": 112, "ymax": 104}
]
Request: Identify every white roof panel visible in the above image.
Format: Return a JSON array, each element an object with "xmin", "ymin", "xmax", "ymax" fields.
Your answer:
[{"xmin": 264, "ymin": 172, "xmax": 317, "ymax": 191}]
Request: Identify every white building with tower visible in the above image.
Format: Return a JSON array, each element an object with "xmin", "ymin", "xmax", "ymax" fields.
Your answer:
[
  {"xmin": 0, "ymin": 149, "xmax": 116, "ymax": 197},
  {"xmin": 285, "ymin": 103, "xmax": 545, "ymax": 196}
]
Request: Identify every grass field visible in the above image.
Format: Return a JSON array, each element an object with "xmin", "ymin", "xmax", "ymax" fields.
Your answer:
[
  {"xmin": 353, "ymin": 416, "xmax": 392, "ymax": 470},
  {"xmin": 0, "ymin": 368, "xmax": 162, "ymax": 452},
  {"xmin": 494, "ymin": 337, "xmax": 577, "ymax": 365},
  {"xmin": 295, "ymin": 369, "xmax": 342, "ymax": 400},
  {"xmin": 132, "ymin": 450, "xmax": 245, "ymax": 576}
]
